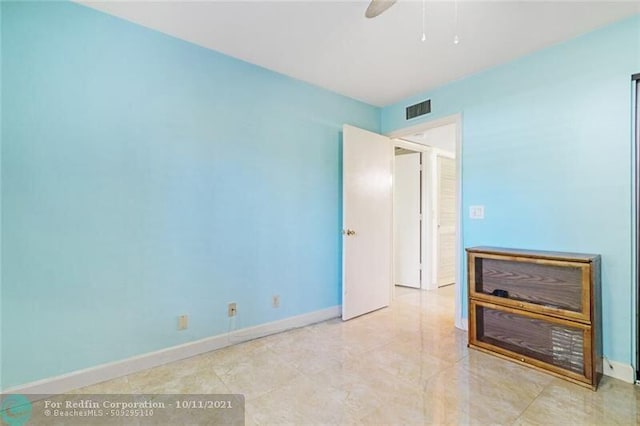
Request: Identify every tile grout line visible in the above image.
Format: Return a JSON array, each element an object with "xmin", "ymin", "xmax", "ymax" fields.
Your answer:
[{"xmin": 508, "ymin": 378, "xmax": 554, "ymax": 426}]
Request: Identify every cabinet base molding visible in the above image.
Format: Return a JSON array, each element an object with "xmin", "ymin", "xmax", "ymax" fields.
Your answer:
[{"xmin": 468, "ymin": 345, "xmax": 598, "ymax": 390}]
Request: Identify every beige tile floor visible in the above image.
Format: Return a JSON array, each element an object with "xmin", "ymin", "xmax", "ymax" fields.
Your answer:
[{"xmin": 68, "ymin": 285, "xmax": 640, "ymax": 425}]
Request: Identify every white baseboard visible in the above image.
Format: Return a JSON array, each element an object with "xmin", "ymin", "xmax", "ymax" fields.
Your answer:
[
  {"xmin": 603, "ymin": 358, "xmax": 635, "ymax": 383},
  {"xmin": 455, "ymin": 316, "xmax": 468, "ymax": 331},
  {"xmin": 8, "ymin": 305, "xmax": 633, "ymax": 396},
  {"xmin": 3, "ymin": 306, "xmax": 341, "ymax": 397}
]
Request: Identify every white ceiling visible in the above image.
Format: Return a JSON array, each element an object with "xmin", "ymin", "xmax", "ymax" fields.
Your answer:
[{"xmin": 79, "ymin": 1, "xmax": 640, "ymax": 106}]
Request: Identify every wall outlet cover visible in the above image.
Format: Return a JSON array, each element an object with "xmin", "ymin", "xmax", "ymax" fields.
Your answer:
[
  {"xmin": 178, "ymin": 315, "xmax": 188, "ymax": 330},
  {"xmin": 228, "ymin": 303, "xmax": 237, "ymax": 317},
  {"xmin": 469, "ymin": 205, "xmax": 485, "ymax": 219}
]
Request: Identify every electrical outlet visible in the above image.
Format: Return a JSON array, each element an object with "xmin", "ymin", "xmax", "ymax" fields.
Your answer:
[
  {"xmin": 178, "ymin": 315, "xmax": 188, "ymax": 330},
  {"xmin": 228, "ymin": 303, "xmax": 237, "ymax": 317},
  {"xmin": 272, "ymin": 295, "xmax": 280, "ymax": 308}
]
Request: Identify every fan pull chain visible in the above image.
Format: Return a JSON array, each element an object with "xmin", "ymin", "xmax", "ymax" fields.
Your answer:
[
  {"xmin": 453, "ymin": 0, "xmax": 460, "ymax": 44},
  {"xmin": 421, "ymin": 0, "xmax": 426, "ymax": 41}
]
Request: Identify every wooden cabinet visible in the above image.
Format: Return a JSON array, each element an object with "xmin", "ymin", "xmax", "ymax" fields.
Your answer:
[{"xmin": 467, "ymin": 247, "xmax": 602, "ymax": 390}]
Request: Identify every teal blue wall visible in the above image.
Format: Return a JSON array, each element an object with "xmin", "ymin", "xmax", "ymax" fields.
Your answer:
[
  {"xmin": 383, "ymin": 15, "xmax": 640, "ymax": 365},
  {"xmin": 1, "ymin": 2, "xmax": 379, "ymax": 389}
]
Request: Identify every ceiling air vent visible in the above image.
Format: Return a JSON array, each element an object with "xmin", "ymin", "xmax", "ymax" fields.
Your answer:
[{"xmin": 406, "ymin": 99, "xmax": 431, "ymax": 120}]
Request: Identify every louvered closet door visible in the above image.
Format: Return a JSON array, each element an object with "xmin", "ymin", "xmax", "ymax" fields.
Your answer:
[{"xmin": 436, "ymin": 155, "xmax": 456, "ymax": 287}]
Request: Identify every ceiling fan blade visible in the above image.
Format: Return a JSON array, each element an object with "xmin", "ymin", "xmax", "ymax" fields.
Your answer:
[{"xmin": 365, "ymin": 0, "xmax": 397, "ymax": 18}]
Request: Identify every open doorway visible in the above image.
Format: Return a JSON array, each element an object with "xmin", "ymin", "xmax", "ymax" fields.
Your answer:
[
  {"xmin": 393, "ymin": 147, "xmax": 422, "ymax": 290},
  {"xmin": 340, "ymin": 116, "xmax": 462, "ymax": 329},
  {"xmin": 388, "ymin": 115, "xmax": 464, "ymax": 330}
]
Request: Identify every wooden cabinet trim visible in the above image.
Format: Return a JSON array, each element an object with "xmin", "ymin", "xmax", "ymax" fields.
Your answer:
[
  {"xmin": 466, "ymin": 246, "xmax": 599, "ymax": 263},
  {"xmin": 467, "ymin": 247, "xmax": 601, "ymax": 390},
  {"xmin": 469, "ymin": 300, "xmax": 591, "ymax": 384},
  {"xmin": 470, "ymin": 299, "xmax": 590, "ymax": 329},
  {"xmin": 468, "ymin": 252, "xmax": 592, "ymax": 323}
]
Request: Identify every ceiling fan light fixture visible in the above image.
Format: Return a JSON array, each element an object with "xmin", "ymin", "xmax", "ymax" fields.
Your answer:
[{"xmin": 365, "ymin": 0, "xmax": 397, "ymax": 18}]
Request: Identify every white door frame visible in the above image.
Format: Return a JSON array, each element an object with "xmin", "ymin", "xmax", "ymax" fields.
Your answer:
[{"xmin": 387, "ymin": 114, "xmax": 466, "ymax": 331}]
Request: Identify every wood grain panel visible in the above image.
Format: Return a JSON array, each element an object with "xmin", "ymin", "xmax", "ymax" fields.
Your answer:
[
  {"xmin": 478, "ymin": 306, "xmax": 585, "ymax": 374},
  {"xmin": 477, "ymin": 258, "xmax": 583, "ymax": 311},
  {"xmin": 466, "ymin": 246, "xmax": 599, "ymax": 263}
]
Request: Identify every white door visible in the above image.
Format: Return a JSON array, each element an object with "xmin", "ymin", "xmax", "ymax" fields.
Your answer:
[
  {"xmin": 342, "ymin": 124, "xmax": 393, "ymax": 320},
  {"xmin": 393, "ymin": 151, "xmax": 421, "ymax": 288},
  {"xmin": 436, "ymin": 155, "xmax": 456, "ymax": 287}
]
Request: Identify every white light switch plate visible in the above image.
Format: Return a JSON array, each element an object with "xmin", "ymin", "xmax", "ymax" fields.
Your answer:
[{"xmin": 469, "ymin": 205, "xmax": 485, "ymax": 219}]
